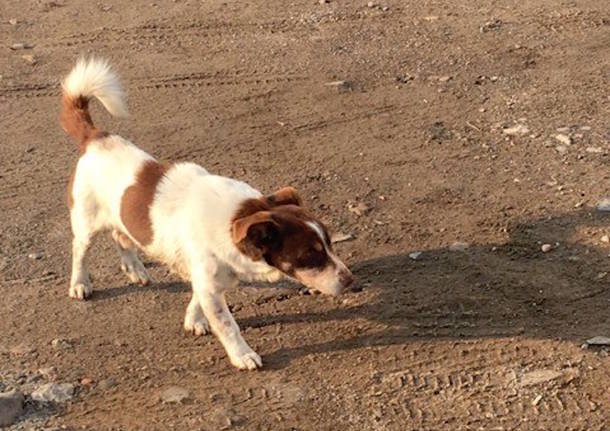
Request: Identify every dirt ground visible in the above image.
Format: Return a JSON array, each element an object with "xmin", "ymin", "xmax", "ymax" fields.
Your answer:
[{"xmin": 1, "ymin": 0, "xmax": 609, "ymax": 430}]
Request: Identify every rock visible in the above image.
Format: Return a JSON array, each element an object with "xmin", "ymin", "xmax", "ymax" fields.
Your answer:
[
  {"xmin": 9, "ymin": 19, "xmax": 18, "ymax": 25},
  {"xmin": 0, "ymin": 390, "xmax": 24, "ymax": 426},
  {"xmin": 480, "ymin": 18, "xmax": 502, "ymax": 32},
  {"xmin": 367, "ymin": 1, "xmax": 375, "ymax": 7},
  {"xmin": 348, "ymin": 202, "xmax": 370, "ymax": 216},
  {"xmin": 319, "ymin": 0, "xmax": 328, "ymax": 3},
  {"xmin": 554, "ymin": 134, "xmax": 571, "ymax": 146},
  {"xmin": 585, "ymin": 336, "xmax": 610, "ymax": 346},
  {"xmin": 586, "ymin": 146, "xmax": 603, "ymax": 154},
  {"xmin": 449, "ymin": 241, "xmax": 469, "ymax": 251},
  {"xmin": 51, "ymin": 338, "xmax": 71, "ymax": 349},
  {"xmin": 555, "ymin": 145, "xmax": 568, "ymax": 154},
  {"xmin": 532, "ymin": 394, "xmax": 543, "ymax": 406},
  {"xmin": 502, "ymin": 124, "xmax": 529, "ymax": 136},
  {"xmin": 38, "ymin": 367, "xmax": 56, "ymax": 380},
  {"xmin": 408, "ymin": 251, "xmax": 422, "ymax": 260},
  {"xmin": 330, "ymin": 232, "xmax": 354, "ymax": 244},
  {"xmin": 595, "ymin": 198, "xmax": 610, "ymax": 212},
  {"xmin": 98, "ymin": 378, "xmax": 116, "ymax": 391},
  {"xmin": 541, "ymin": 244, "xmax": 552, "ymax": 253},
  {"xmin": 601, "ymin": 235, "xmax": 609, "ymax": 243},
  {"xmin": 21, "ymin": 54, "xmax": 38, "ymax": 65},
  {"xmin": 324, "ymin": 80, "xmax": 353, "ymax": 92},
  {"xmin": 520, "ymin": 369, "xmax": 562, "ymax": 387},
  {"xmin": 31, "ymin": 383, "xmax": 74, "ymax": 403},
  {"xmin": 160, "ymin": 386, "xmax": 190, "ymax": 403},
  {"xmin": 80, "ymin": 378, "xmax": 93, "ymax": 386},
  {"xmin": 28, "ymin": 252, "xmax": 42, "ymax": 260},
  {"xmin": 438, "ymin": 75, "xmax": 452, "ymax": 82},
  {"xmin": 9, "ymin": 43, "xmax": 33, "ymax": 50}
]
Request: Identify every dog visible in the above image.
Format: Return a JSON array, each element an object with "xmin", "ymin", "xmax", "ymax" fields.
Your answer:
[{"xmin": 60, "ymin": 58, "xmax": 354, "ymax": 370}]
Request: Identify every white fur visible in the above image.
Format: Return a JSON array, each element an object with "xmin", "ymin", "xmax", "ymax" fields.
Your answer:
[
  {"xmin": 63, "ymin": 57, "xmax": 128, "ymax": 117},
  {"xmin": 65, "ymin": 58, "xmax": 350, "ymax": 371}
]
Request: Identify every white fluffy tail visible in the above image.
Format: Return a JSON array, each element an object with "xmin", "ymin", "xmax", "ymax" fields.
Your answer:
[{"xmin": 62, "ymin": 57, "xmax": 128, "ymax": 118}]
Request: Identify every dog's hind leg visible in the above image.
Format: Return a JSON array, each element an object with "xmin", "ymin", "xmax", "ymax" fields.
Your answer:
[
  {"xmin": 69, "ymin": 199, "xmax": 102, "ymax": 300},
  {"xmin": 183, "ymin": 293, "xmax": 210, "ymax": 336},
  {"xmin": 112, "ymin": 230, "xmax": 151, "ymax": 286}
]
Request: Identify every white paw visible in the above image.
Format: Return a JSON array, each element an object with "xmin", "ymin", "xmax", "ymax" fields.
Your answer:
[
  {"xmin": 230, "ymin": 349, "xmax": 263, "ymax": 371},
  {"xmin": 69, "ymin": 281, "xmax": 92, "ymax": 300},
  {"xmin": 184, "ymin": 315, "xmax": 210, "ymax": 336},
  {"xmin": 120, "ymin": 258, "xmax": 151, "ymax": 286}
]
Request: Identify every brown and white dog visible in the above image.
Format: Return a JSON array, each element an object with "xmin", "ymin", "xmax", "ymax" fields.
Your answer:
[{"xmin": 61, "ymin": 58, "xmax": 353, "ymax": 370}]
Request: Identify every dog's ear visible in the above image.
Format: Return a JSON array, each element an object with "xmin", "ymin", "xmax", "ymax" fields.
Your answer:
[
  {"xmin": 232, "ymin": 211, "xmax": 280, "ymax": 261},
  {"xmin": 265, "ymin": 186, "xmax": 303, "ymax": 207}
]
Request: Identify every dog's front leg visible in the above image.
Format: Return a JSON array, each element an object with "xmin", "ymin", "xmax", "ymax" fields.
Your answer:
[{"xmin": 190, "ymin": 257, "xmax": 262, "ymax": 370}]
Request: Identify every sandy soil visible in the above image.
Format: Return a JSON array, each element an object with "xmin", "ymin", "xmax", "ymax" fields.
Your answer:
[{"xmin": 1, "ymin": 0, "xmax": 609, "ymax": 430}]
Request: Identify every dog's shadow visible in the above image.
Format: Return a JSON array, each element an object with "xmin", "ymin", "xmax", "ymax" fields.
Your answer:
[
  {"xmin": 242, "ymin": 209, "xmax": 610, "ymax": 369},
  {"xmin": 90, "ymin": 209, "xmax": 610, "ymax": 370}
]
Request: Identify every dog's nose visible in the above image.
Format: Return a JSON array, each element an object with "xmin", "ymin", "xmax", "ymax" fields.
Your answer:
[{"xmin": 339, "ymin": 269, "xmax": 354, "ymax": 287}]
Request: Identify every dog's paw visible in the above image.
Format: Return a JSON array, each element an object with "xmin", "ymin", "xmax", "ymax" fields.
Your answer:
[
  {"xmin": 230, "ymin": 349, "xmax": 263, "ymax": 370},
  {"xmin": 120, "ymin": 258, "xmax": 151, "ymax": 286},
  {"xmin": 69, "ymin": 281, "xmax": 92, "ymax": 300},
  {"xmin": 184, "ymin": 315, "xmax": 210, "ymax": 336}
]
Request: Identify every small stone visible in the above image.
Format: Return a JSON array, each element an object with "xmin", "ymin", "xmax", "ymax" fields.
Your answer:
[
  {"xmin": 541, "ymin": 244, "xmax": 552, "ymax": 253},
  {"xmin": 382, "ymin": 6, "xmax": 389, "ymax": 11},
  {"xmin": 423, "ymin": 15, "xmax": 439, "ymax": 21},
  {"xmin": 438, "ymin": 75, "xmax": 452, "ymax": 82},
  {"xmin": 521, "ymin": 369, "xmax": 562, "ymax": 387},
  {"xmin": 319, "ymin": 0, "xmax": 328, "ymax": 4},
  {"xmin": 595, "ymin": 198, "xmax": 610, "ymax": 212},
  {"xmin": 51, "ymin": 338, "xmax": 71, "ymax": 349},
  {"xmin": 580, "ymin": 126, "xmax": 591, "ymax": 131},
  {"xmin": 554, "ymin": 134, "xmax": 571, "ymax": 145},
  {"xmin": 38, "ymin": 367, "xmax": 56, "ymax": 380},
  {"xmin": 449, "ymin": 241, "xmax": 469, "ymax": 251},
  {"xmin": 502, "ymin": 124, "xmax": 529, "ymax": 136},
  {"xmin": 9, "ymin": 19, "xmax": 18, "ymax": 25},
  {"xmin": 160, "ymin": 386, "xmax": 190, "ymax": 403},
  {"xmin": 9, "ymin": 42, "xmax": 32, "ymax": 50},
  {"xmin": 532, "ymin": 394, "xmax": 543, "ymax": 406},
  {"xmin": 348, "ymin": 202, "xmax": 370, "ymax": 216},
  {"xmin": 80, "ymin": 378, "xmax": 93, "ymax": 386},
  {"xmin": 408, "ymin": 251, "xmax": 422, "ymax": 260},
  {"xmin": 0, "ymin": 390, "xmax": 24, "ymax": 426},
  {"xmin": 601, "ymin": 235, "xmax": 609, "ymax": 243},
  {"xmin": 98, "ymin": 378, "xmax": 116, "ymax": 391},
  {"xmin": 21, "ymin": 54, "xmax": 38, "ymax": 65},
  {"xmin": 367, "ymin": 1, "xmax": 375, "ymax": 7},
  {"xmin": 331, "ymin": 232, "xmax": 354, "ymax": 244},
  {"xmin": 31, "ymin": 383, "xmax": 74, "ymax": 403},
  {"xmin": 555, "ymin": 145, "xmax": 568, "ymax": 154},
  {"xmin": 585, "ymin": 336, "xmax": 610, "ymax": 346},
  {"xmin": 324, "ymin": 80, "xmax": 353, "ymax": 92},
  {"xmin": 28, "ymin": 252, "xmax": 42, "ymax": 260},
  {"xmin": 585, "ymin": 147, "xmax": 603, "ymax": 154}
]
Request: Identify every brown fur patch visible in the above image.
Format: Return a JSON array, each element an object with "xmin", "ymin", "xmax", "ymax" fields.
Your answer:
[
  {"xmin": 232, "ymin": 199, "xmax": 332, "ymax": 272},
  {"xmin": 60, "ymin": 94, "xmax": 108, "ymax": 153},
  {"xmin": 265, "ymin": 186, "xmax": 303, "ymax": 207},
  {"xmin": 120, "ymin": 160, "xmax": 168, "ymax": 246}
]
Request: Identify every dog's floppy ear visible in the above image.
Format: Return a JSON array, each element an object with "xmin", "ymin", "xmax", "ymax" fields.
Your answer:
[
  {"xmin": 232, "ymin": 211, "xmax": 280, "ymax": 261},
  {"xmin": 265, "ymin": 186, "xmax": 303, "ymax": 207}
]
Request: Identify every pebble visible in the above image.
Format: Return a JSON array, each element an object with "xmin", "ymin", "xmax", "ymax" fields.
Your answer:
[
  {"xmin": 0, "ymin": 390, "xmax": 24, "ymax": 427},
  {"xmin": 520, "ymin": 369, "xmax": 562, "ymax": 387},
  {"xmin": 502, "ymin": 124, "xmax": 529, "ymax": 136},
  {"xmin": 438, "ymin": 75, "xmax": 452, "ymax": 82},
  {"xmin": 532, "ymin": 394, "xmax": 543, "ymax": 406},
  {"xmin": 367, "ymin": 1, "xmax": 376, "ymax": 7},
  {"xmin": 21, "ymin": 54, "xmax": 38, "ymax": 65},
  {"xmin": 585, "ymin": 147, "xmax": 603, "ymax": 154},
  {"xmin": 38, "ymin": 367, "xmax": 56, "ymax": 380},
  {"xmin": 595, "ymin": 198, "xmax": 610, "ymax": 212},
  {"xmin": 319, "ymin": 0, "xmax": 328, "ymax": 3},
  {"xmin": 9, "ymin": 42, "xmax": 32, "ymax": 50},
  {"xmin": 31, "ymin": 383, "xmax": 74, "ymax": 403},
  {"xmin": 160, "ymin": 386, "xmax": 190, "ymax": 403},
  {"xmin": 585, "ymin": 336, "xmax": 610, "ymax": 346},
  {"xmin": 80, "ymin": 378, "xmax": 93, "ymax": 386},
  {"xmin": 51, "ymin": 338, "xmax": 72, "ymax": 349},
  {"xmin": 554, "ymin": 134, "xmax": 571, "ymax": 145},
  {"xmin": 555, "ymin": 145, "xmax": 568, "ymax": 154},
  {"xmin": 9, "ymin": 19, "xmax": 18, "ymax": 25},
  {"xmin": 28, "ymin": 252, "xmax": 42, "ymax": 260},
  {"xmin": 541, "ymin": 244, "xmax": 552, "ymax": 253},
  {"xmin": 601, "ymin": 235, "xmax": 609, "ymax": 243},
  {"xmin": 331, "ymin": 232, "xmax": 354, "ymax": 244},
  {"xmin": 324, "ymin": 80, "xmax": 353, "ymax": 92},
  {"xmin": 408, "ymin": 251, "xmax": 422, "ymax": 260},
  {"xmin": 449, "ymin": 241, "xmax": 470, "ymax": 252},
  {"xmin": 348, "ymin": 202, "xmax": 370, "ymax": 216}
]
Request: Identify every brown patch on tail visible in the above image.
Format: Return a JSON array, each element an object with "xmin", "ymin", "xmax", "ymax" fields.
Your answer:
[
  {"xmin": 120, "ymin": 160, "xmax": 168, "ymax": 246},
  {"xmin": 60, "ymin": 94, "xmax": 108, "ymax": 153}
]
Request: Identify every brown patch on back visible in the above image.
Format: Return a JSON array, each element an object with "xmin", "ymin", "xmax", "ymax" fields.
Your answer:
[
  {"xmin": 60, "ymin": 94, "xmax": 108, "ymax": 153},
  {"xmin": 120, "ymin": 160, "xmax": 168, "ymax": 246}
]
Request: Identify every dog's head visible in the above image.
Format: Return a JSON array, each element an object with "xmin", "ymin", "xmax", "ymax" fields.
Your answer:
[{"xmin": 232, "ymin": 187, "xmax": 353, "ymax": 295}]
